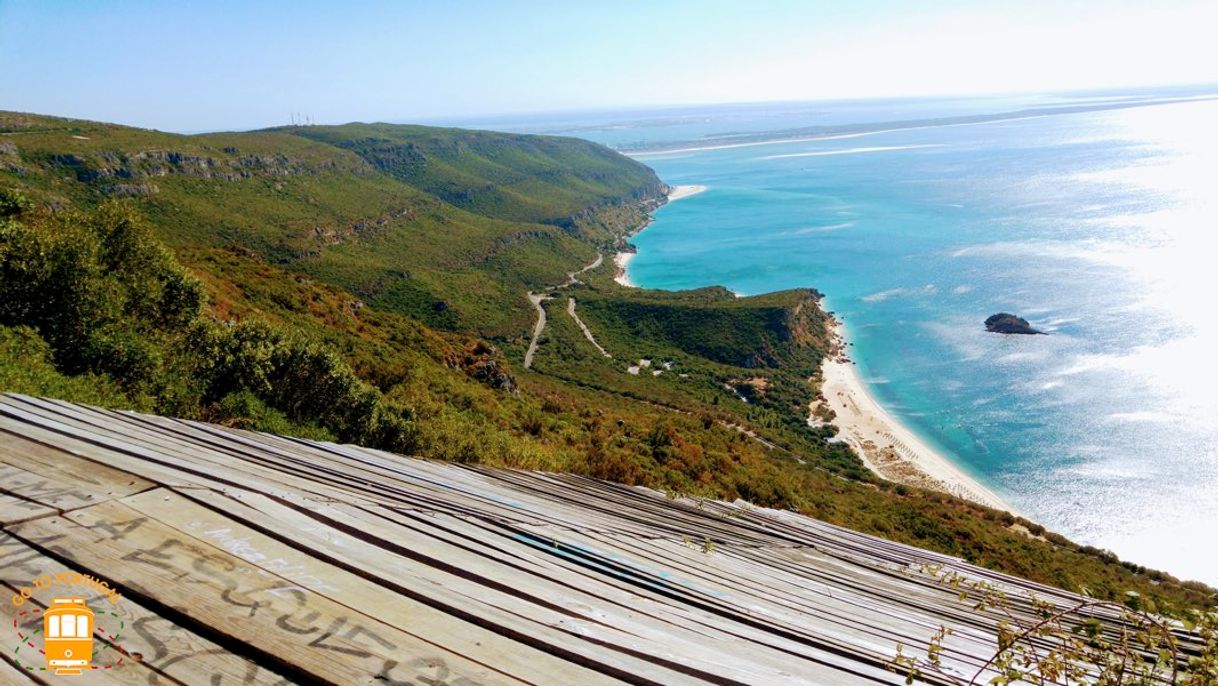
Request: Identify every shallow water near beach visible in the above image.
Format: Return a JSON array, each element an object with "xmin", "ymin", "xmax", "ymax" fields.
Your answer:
[{"xmin": 508, "ymin": 93, "xmax": 1218, "ymax": 584}]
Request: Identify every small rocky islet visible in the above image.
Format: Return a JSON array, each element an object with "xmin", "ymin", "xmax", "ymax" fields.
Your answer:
[{"xmin": 984, "ymin": 312, "xmax": 1045, "ymax": 335}]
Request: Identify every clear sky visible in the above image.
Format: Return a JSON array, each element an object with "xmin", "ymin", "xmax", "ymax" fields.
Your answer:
[{"xmin": 2, "ymin": 0, "xmax": 1216, "ymax": 132}]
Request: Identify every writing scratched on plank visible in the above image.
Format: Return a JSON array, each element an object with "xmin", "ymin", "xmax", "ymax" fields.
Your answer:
[
  {"xmin": 0, "ymin": 532, "xmax": 283, "ymax": 683},
  {"xmin": 199, "ymin": 526, "xmax": 339, "ymax": 594},
  {"xmin": 0, "ymin": 464, "xmax": 97, "ymax": 507},
  {"xmin": 83, "ymin": 517, "xmax": 487, "ymax": 685}
]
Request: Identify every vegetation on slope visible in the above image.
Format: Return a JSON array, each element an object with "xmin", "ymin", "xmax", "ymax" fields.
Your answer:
[
  {"xmin": 0, "ymin": 112, "xmax": 658, "ymax": 337},
  {"xmin": 0, "ymin": 193, "xmax": 405, "ymax": 444},
  {"xmin": 1, "ymin": 112, "xmax": 1214, "ymax": 615},
  {"xmin": 284, "ymin": 122, "xmax": 666, "ymax": 233},
  {"xmin": 893, "ymin": 567, "xmax": 1218, "ymax": 684}
]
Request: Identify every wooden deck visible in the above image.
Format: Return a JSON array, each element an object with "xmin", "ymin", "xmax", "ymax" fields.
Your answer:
[{"xmin": 0, "ymin": 393, "xmax": 1135, "ymax": 684}]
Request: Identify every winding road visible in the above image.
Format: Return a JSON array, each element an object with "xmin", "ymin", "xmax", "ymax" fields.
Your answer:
[
  {"xmin": 567, "ymin": 297, "xmax": 612, "ymax": 359},
  {"xmin": 520, "ymin": 256, "xmax": 787, "ymax": 458},
  {"xmin": 523, "ymin": 253, "xmax": 603, "ymax": 369}
]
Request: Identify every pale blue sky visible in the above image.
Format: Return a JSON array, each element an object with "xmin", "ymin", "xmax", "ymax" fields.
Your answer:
[{"xmin": 2, "ymin": 0, "xmax": 1216, "ymax": 132}]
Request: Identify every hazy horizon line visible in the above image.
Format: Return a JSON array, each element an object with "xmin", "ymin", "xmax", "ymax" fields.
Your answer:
[{"xmin": 9, "ymin": 80, "xmax": 1217, "ymax": 138}]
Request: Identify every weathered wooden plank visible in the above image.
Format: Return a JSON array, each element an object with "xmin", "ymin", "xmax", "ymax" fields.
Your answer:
[
  {"xmin": 48, "ymin": 402, "xmax": 396, "ymax": 504},
  {"xmin": 585, "ymin": 534, "xmax": 996, "ymax": 672},
  {"xmin": 0, "ymin": 461, "xmax": 110, "ymax": 526},
  {"xmin": 194, "ymin": 484, "xmax": 828, "ymax": 682},
  {"xmin": 253, "ymin": 438, "xmax": 601, "ymax": 527},
  {"xmin": 119, "ymin": 487, "xmax": 622, "ymax": 686},
  {"xmin": 6, "ymin": 503, "xmax": 519, "ymax": 686},
  {"xmin": 502, "ymin": 520, "xmax": 926, "ymax": 676},
  {"xmin": 0, "ymin": 395, "xmax": 1127, "ymax": 685},
  {"xmin": 0, "ymin": 494, "xmax": 56, "ymax": 526},
  {"xmin": 4, "ymin": 398, "xmax": 365, "ymax": 506},
  {"xmin": 180, "ymin": 487, "xmax": 721, "ymax": 686},
  {"xmin": 0, "ymin": 652, "xmax": 41, "ymax": 684},
  {"xmin": 0, "ymin": 580, "xmax": 199, "ymax": 685},
  {"xmin": 0, "ymin": 530, "xmax": 295, "ymax": 685},
  {"xmin": 308, "ymin": 504, "xmax": 869, "ymax": 685},
  {"xmin": 385, "ymin": 509, "xmax": 922, "ymax": 681},
  {"xmin": 412, "ymin": 491, "xmax": 992, "ymax": 678},
  {"xmin": 0, "ymin": 413, "xmax": 219, "ymax": 492},
  {"xmin": 474, "ymin": 470, "xmax": 774, "ymax": 543},
  {"xmin": 0, "ymin": 429, "xmax": 152, "ymax": 498},
  {"xmin": 0, "ymin": 460, "xmax": 146, "ymax": 517}
]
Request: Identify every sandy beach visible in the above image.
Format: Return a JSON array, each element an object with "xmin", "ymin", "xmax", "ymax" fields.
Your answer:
[
  {"xmin": 613, "ymin": 184, "xmax": 707, "ymax": 286},
  {"xmin": 611, "ymin": 180, "xmax": 1008, "ymax": 511},
  {"xmin": 613, "ymin": 251, "xmax": 637, "ymax": 287},
  {"xmin": 665, "ymin": 183, "xmax": 708, "ymax": 201},
  {"xmin": 815, "ymin": 322, "xmax": 1012, "ymax": 511}
]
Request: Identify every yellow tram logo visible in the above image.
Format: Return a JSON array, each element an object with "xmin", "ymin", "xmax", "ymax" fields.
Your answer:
[
  {"xmin": 43, "ymin": 598, "xmax": 95, "ymax": 675},
  {"xmin": 9, "ymin": 569, "xmax": 124, "ymax": 676}
]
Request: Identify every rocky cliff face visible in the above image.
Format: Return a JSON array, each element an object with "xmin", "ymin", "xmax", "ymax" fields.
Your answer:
[
  {"xmin": 47, "ymin": 148, "xmax": 343, "ymax": 184},
  {"xmin": 786, "ymin": 289, "xmax": 833, "ymax": 350},
  {"xmin": 565, "ymin": 192, "xmax": 665, "ymax": 245}
]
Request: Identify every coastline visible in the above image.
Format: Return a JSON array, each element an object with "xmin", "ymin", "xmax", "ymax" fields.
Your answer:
[
  {"xmin": 815, "ymin": 320, "xmax": 1012, "ymax": 512},
  {"xmin": 614, "ymin": 184, "xmax": 706, "ymax": 287},
  {"xmin": 665, "ymin": 183, "xmax": 708, "ymax": 201},
  {"xmin": 611, "ymin": 184, "xmax": 1009, "ymax": 511}
]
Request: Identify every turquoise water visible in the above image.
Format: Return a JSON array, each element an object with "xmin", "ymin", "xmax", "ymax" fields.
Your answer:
[
  {"xmin": 462, "ymin": 93, "xmax": 1218, "ymax": 583},
  {"xmin": 625, "ymin": 98, "xmax": 1218, "ymax": 584}
]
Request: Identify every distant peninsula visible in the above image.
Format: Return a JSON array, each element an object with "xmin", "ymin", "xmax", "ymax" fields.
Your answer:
[{"xmin": 985, "ymin": 313, "xmax": 1045, "ymax": 335}]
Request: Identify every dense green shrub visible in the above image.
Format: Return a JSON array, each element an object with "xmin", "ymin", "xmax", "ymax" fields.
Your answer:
[
  {"xmin": 0, "ymin": 187, "xmax": 32, "ymax": 218},
  {"xmin": 0, "ymin": 325, "xmax": 131, "ymax": 406},
  {"xmin": 210, "ymin": 390, "xmax": 336, "ymax": 442},
  {"xmin": 0, "ymin": 198, "xmax": 416, "ymax": 451},
  {"xmin": 0, "ymin": 201, "xmax": 203, "ymax": 389},
  {"xmin": 190, "ymin": 320, "xmax": 418, "ymax": 451}
]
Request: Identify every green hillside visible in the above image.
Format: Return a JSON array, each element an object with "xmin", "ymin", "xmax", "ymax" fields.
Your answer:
[
  {"xmin": 284, "ymin": 122, "xmax": 665, "ymax": 231},
  {"xmin": 0, "ymin": 112, "xmax": 659, "ymax": 337},
  {"xmin": 1, "ymin": 110, "xmax": 1212, "ymax": 612}
]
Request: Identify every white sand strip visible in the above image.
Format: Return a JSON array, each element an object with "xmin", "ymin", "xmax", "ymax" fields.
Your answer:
[
  {"xmin": 818, "ymin": 322, "xmax": 1012, "ymax": 512},
  {"xmin": 666, "ymin": 184, "xmax": 708, "ymax": 201}
]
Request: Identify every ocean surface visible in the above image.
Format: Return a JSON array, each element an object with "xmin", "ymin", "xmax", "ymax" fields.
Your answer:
[{"xmin": 457, "ymin": 89, "xmax": 1218, "ymax": 584}]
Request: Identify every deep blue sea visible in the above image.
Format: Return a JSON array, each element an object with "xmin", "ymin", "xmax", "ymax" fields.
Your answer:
[{"xmin": 457, "ymin": 90, "xmax": 1218, "ymax": 584}]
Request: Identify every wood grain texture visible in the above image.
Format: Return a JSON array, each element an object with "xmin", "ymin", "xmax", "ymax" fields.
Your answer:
[{"xmin": 0, "ymin": 393, "xmax": 1129, "ymax": 684}]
